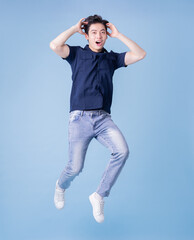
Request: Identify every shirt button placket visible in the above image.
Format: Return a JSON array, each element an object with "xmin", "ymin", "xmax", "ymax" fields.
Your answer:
[{"xmin": 96, "ymin": 55, "xmax": 100, "ymax": 87}]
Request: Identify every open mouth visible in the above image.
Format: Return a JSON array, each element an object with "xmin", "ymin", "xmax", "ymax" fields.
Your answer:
[{"xmin": 96, "ymin": 41, "xmax": 102, "ymax": 46}]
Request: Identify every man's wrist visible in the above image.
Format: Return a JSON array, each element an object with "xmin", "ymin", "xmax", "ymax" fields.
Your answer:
[
  {"xmin": 115, "ymin": 32, "xmax": 122, "ymax": 39},
  {"xmin": 71, "ymin": 25, "xmax": 78, "ymax": 33}
]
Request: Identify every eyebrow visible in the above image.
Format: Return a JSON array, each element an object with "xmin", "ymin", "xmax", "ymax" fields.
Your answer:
[{"xmin": 90, "ymin": 29, "xmax": 106, "ymax": 32}]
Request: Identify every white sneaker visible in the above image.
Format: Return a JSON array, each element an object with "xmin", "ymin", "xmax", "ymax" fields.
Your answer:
[
  {"xmin": 89, "ymin": 192, "xmax": 104, "ymax": 223},
  {"xmin": 54, "ymin": 180, "xmax": 65, "ymax": 209}
]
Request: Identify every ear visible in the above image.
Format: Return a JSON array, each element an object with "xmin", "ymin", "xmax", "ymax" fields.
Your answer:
[{"xmin": 85, "ymin": 34, "xmax": 89, "ymax": 40}]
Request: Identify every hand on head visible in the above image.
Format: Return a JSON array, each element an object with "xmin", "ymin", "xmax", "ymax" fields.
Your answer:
[
  {"xmin": 106, "ymin": 23, "xmax": 120, "ymax": 38},
  {"xmin": 75, "ymin": 18, "xmax": 88, "ymax": 35},
  {"xmin": 75, "ymin": 18, "xmax": 119, "ymax": 38}
]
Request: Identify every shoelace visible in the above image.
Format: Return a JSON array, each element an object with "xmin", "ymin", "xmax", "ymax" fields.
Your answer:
[
  {"xmin": 96, "ymin": 200, "xmax": 104, "ymax": 215},
  {"xmin": 56, "ymin": 188, "xmax": 64, "ymax": 201}
]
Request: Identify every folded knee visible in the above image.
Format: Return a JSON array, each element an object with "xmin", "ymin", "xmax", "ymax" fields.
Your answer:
[
  {"xmin": 66, "ymin": 165, "xmax": 83, "ymax": 176},
  {"xmin": 113, "ymin": 146, "xmax": 130, "ymax": 160},
  {"xmin": 121, "ymin": 147, "xmax": 130, "ymax": 160}
]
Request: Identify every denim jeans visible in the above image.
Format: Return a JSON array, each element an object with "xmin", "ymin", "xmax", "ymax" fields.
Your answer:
[{"xmin": 58, "ymin": 110, "xmax": 129, "ymax": 197}]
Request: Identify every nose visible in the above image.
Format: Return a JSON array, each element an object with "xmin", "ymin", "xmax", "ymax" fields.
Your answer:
[{"xmin": 97, "ymin": 32, "xmax": 102, "ymax": 39}]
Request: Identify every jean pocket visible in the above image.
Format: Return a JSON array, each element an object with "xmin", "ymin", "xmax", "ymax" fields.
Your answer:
[
  {"xmin": 100, "ymin": 111, "xmax": 111, "ymax": 120},
  {"xmin": 69, "ymin": 113, "xmax": 81, "ymax": 123}
]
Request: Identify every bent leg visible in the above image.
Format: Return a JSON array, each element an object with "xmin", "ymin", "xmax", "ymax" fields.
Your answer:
[
  {"xmin": 58, "ymin": 138, "xmax": 92, "ymax": 189},
  {"xmin": 58, "ymin": 112, "xmax": 93, "ymax": 189},
  {"xmin": 95, "ymin": 117, "xmax": 129, "ymax": 197}
]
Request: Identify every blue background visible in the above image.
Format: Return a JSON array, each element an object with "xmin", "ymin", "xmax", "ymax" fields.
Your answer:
[{"xmin": 1, "ymin": 0, "xmax": 194, "ymax": 239}]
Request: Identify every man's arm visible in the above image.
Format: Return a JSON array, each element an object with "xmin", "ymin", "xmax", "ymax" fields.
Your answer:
[
  {"xmin": 50, "ymin": 18, "xmax": 87, "ymax": 58},
  {"xmin": 106, "ymin": 23, "xmax": 146, "ymax": 66}
]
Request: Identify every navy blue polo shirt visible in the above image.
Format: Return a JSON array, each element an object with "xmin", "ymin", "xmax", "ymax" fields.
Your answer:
[{"xmin": 62, "ymin": 44, "xmax": 127, "ymax": 114}]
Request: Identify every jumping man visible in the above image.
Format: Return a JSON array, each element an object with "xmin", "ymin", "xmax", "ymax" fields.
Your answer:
[{"xmin": 50, "ymin": 15, "xmax": 146, "ymax": 223}]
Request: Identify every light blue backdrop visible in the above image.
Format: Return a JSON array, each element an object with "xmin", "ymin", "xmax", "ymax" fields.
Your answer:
[{"xmin": 1, "ymin": 0, "xmax": 194, "ymax": 239}]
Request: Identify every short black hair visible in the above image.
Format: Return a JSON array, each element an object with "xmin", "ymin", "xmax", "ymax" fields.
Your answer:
[{"xmin": 84, "ymin": 15, "xmax": 109, "ymax": 35}]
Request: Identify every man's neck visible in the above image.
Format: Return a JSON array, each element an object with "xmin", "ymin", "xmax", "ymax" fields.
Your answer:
[{"xmin": 88, "ymin": 45, "xmax": 104, "ymax": 53}]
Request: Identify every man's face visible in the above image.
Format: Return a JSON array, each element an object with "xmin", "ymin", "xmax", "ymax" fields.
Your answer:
[{"xmin": 85, "ymin": 23, "xmax": 108, "ymax": 52}]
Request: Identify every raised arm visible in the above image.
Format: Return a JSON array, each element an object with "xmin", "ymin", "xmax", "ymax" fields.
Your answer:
[
  {"xmin": 50, "ymin": 18, "xmax": 87, "ymax": 58},
  {"xmin": 106, "ymin": 23, "xmax": 146, "ymax": 66}
]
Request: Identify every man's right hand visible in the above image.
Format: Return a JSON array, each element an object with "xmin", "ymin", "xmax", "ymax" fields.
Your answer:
[
  {"xmin": 50, "ymin": 18, "xmax": 88, "ymax": 59},
  {"xmin": 74, "ymin": 18, "xmax": 88, "ymax": 35}
]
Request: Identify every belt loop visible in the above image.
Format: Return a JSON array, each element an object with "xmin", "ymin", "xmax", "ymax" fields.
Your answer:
[{"xmin": 81, "ymin": 111, "xmax": 84, "ymax": 116}]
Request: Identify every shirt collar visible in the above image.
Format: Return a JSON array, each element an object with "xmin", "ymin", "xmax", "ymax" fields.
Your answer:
[{"xmin": 84, "ymin": 44, "xmax": 108, "ymax": 54}]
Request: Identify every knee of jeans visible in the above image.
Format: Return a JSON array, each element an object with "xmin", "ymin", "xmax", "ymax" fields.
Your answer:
[
  {"xmin": 120, "ymin": 146, "xmax": 130, "ymax": 160},
  {"xmin": 66, "ymin": 165, "xmax": 83, "ymax": 176},
  {"xmin": 112, "ymin": 147, "xmax": 130, "ymax": 162}
]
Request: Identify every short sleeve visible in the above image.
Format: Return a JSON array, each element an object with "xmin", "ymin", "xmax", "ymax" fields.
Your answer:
[
  {"xmin": 61, "ymin": 45, "xmax": 79, "ymax": 66},
  {"xmin": 110, "ymin": 51, "xmax": 127, "ymax": 70}
]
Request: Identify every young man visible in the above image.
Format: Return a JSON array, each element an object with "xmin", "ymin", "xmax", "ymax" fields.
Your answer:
[{"xmin": 50, "ymin": 15, "xmax": 146, "ymax": 223}]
